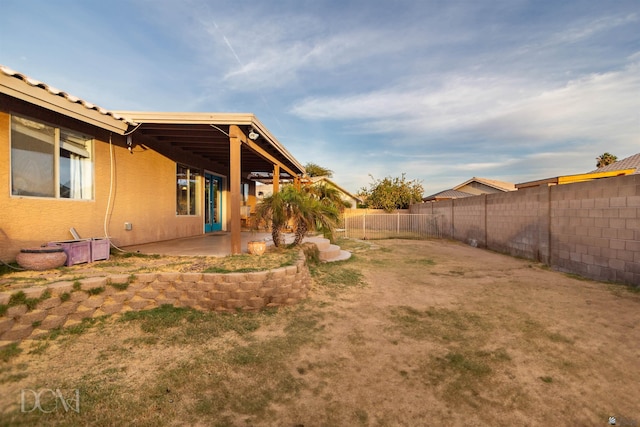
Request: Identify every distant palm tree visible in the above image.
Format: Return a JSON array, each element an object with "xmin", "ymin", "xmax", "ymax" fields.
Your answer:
[
  {"xmin": 304, "ymin": 162, "xmax": 334, "ymax": 177},
  {"xmin": 596, "ymin": 152, "xmax": 617, "ymax": 168},
  {"xmin": 254, "ymin": 185, "xmax": 339, "ymax": 247}
]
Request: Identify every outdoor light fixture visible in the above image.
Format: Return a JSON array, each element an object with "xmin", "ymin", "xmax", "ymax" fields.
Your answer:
[
  {"xmin": 248, "ymin": 128, "xmax": 259, "ymax": 141},
  {"xmin": 126, "ymin": 135, "xmax": 133, "ymax": 154}
]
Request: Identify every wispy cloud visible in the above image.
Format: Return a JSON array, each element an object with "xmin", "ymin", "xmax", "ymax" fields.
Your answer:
[
  {"xmin": 1, "ymin": 0, "xmax": 638, "ymax": 196},
  {"xmin": 534, "ymin": 12, "xmax": 638, "ymax": 49},
  {"xmin": 291, "ymin": 57, "xmax": 639, "ymax": 148}
]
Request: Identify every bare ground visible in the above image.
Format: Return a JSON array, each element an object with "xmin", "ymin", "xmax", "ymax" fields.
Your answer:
[{"xmin": 0, "ymin": 238, "xmax": 639, "ymax": 426}]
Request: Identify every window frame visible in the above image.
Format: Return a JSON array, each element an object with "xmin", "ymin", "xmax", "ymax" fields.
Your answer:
[
  {"xmin": 176, "ymin": 164, "xmax": 201, "ymax": 216},
  {"xmin": 9, "ymin": 114, "xmax": 95, "ymax": 200}
]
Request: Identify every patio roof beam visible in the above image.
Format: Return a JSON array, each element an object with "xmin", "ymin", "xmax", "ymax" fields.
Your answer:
[{"xmin": 242, "ymin": 137, "xmax": 299, "ymax": 178}]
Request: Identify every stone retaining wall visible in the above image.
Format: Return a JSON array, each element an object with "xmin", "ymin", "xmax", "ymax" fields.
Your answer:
[{"xmin": 0, "ymin": 253, "xmax": 310, "ymax": 346}]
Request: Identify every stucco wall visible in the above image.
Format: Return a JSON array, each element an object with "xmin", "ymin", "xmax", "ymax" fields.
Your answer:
[
  {"xmin": 411, "ymin": 174, "xmax": 639, "ymax": 285},
  {"xmin": 0, "ymin": 101, "xmax": 205, "ymax": 261}
]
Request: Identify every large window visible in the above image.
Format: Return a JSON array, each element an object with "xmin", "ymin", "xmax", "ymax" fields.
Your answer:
[
  {"xmin": 11, "ymin": 115, "xmax": 93, "ymax": 199},
  {"xmin": 176, "ymin": 164, "xmax": 200, "ymax": 215}
]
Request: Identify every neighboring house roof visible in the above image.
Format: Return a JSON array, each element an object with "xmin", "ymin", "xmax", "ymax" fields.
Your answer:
[
  {"xmin": 516, "ymin": 168, "xmax": 636, "ymax": 189},
  {"xmin": 453, "ymin": 177, "xmax": 516, "ymax": 192},
  {"xmin": 588, "ymin": 153, "xmax": 640, "ymax": 174},
  {"xmin": 0, "ymin": 65, "xmax": 134, "ymax": 133},
  {"xmin": 306, "ymin": 176, "xmax": 362, "ymax": 203},
  {"xmin": 423, "ymin": 189, "xmax": 474, "ymax": 202},
  {"xmin": 423, "ymin": 177, "xmax": 514, "ymax": 202}
]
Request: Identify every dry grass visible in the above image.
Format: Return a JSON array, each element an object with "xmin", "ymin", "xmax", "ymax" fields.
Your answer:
[{"xmin": 1, "ymin": 238, "xmax": 639, "ymax": 426}]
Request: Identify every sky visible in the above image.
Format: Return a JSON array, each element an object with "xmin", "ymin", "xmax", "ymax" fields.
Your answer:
[{"xmin": 1, "ymin": 0, "xmax": 638, "ymax": 196}]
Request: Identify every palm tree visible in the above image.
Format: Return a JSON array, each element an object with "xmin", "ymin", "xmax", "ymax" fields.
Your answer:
[
  {"xmin": 303, "ymin": 182, "xmax": 350, "ymax": 240},
  {"xmin": 304, "ymin": 182, "xmax": 350, "ymax": 211},
  {"xmin": 596, "ymin": 152, "xmax": 617, "ymax": 168},
  {"xmin": 304, "ymin": 162, "xmax": 334, "ymax": 177},
  {"xmin": 253, "ymin": 189, "xmax": 288, "ymax": 247},
  {"xmin": 254, "ymin": 185, "xmax": 340, "ymax": 248}
]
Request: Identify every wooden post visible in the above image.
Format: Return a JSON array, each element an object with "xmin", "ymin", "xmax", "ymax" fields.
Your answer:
[
  {"xmin": 229, "ymin": 125, "xmax": 243, "ymax": 255},
  {"xmin": 273, "ymin": 164, "xmax": 280, "ymax": 194}
]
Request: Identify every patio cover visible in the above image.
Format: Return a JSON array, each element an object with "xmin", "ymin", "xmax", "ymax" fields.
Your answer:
[{"xmin": 114, "ymin": 111, "xmax": 306, "ymax": 254}]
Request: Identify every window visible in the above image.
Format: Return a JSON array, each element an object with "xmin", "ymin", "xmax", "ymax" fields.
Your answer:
[
  {"xmin": 176, "ymin": 164, "xmax": 200, "ymax": 215},
  {"xmin": 11, "ymin": 115, "xmax": 93, "ymax": 199},
  {"xmin": 240, "ymin": 182, "xmax": 249, "ymax": 204}
]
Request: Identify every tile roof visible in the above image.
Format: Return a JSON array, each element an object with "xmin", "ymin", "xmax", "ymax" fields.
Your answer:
[
  {"xmin": 589, "ymin": 153, "xmax": 640, "ymax": 174},
  {"xmin": 0, "ymin": 65, "xmax": 136, "ymax": 126}
]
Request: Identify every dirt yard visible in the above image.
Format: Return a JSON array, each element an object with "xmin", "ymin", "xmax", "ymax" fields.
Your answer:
[{"xmin": 1, "ymin": 238, "xmax": 639, "ymax": 426}]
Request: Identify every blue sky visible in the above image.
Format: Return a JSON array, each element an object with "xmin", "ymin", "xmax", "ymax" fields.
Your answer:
[{"xmin": 1, "ymin": 0, "xmax": 638, "ymax": 195}]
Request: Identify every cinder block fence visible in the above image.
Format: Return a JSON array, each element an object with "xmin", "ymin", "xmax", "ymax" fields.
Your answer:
[
  {"xmin": 411, "ymin": 174, "xmax": 640, "ymax": 286},
  {"xmin": 0, "ymin": 252, "xmax": 310, "ymax": 345}
]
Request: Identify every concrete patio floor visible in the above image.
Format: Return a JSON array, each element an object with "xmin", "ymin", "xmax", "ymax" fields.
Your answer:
[{"xmin": 121, "ymin": 231, "xmax": 276, "ymax": 257}]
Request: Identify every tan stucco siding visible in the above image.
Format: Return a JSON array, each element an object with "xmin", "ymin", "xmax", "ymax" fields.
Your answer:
[
  {"xmin": 0, "ymin": 107, "xmax": 202, "ymax": 262},
  {"xmin": 100, "ymin": 137, "xmax": 203, "ymax": 248}
]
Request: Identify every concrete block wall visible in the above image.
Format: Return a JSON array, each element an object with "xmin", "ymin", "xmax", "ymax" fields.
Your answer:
[
  {"xmin": 410, "ymin": 200, "xmax": 453, "ymax": 238},
  {"xmin": 550, "ymin": 174, "xmax": 640, "ymax": 284},
  {"xmin": 452, "ymin": 196, "xmax": 486, "ymax": 247},
  {"xmin": 0, "ymin": 253, "xmax": 310, "ymax": 345},
  {"xmin": 414, "ymin": 174, "xmax": 639, "ymax": 285},
  {"xmin": 486, "ymin": 185, "xmax": 550, "ymax": 262}
]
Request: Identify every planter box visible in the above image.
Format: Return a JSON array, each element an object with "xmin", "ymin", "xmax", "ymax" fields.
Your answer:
[
  {"xmin": 48, "ymin": 239, "xmax": 91, "ymax": 266},
  {"xmin": 90, "ymin": 238, "xmax": 110, "ymax": 262}
]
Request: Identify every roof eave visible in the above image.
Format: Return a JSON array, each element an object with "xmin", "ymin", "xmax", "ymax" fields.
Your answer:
[{"xmin": 0, "ymin": 67, "xmax": 131, "ymax": 134}]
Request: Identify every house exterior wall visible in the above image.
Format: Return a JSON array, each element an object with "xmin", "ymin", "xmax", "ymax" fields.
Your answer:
[
  {"xmin": 411, "ymin": 174, "xmax": 639, "ymax": 285},
  {"xmin": 0, "ymin": 99, "xmax": 202, "ymax": 262}
]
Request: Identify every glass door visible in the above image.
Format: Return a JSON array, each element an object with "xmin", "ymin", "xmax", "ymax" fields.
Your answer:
[{"xmin": 204, "ymin": 174, "xmax": 222, "ymax": 232}]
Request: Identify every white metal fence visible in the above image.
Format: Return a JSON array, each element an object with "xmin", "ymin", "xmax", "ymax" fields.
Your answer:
[{"xmin": 341, "ymin": 213, "xmax": 443, "ymax": 240}]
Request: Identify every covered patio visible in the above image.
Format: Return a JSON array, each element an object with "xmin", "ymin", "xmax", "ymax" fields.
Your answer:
[
  {"xmin": 121, "ymin": 231, "xmax": 275, "ymax": 257},
  {"xmin": 115, "ymin": 112, "xmax": 306, "ymax": 255}
]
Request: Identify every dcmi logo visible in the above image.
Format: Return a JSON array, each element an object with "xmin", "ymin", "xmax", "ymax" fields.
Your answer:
[{"xmin": 20, "ymin": 389, "xmax": 80, "ymax": 414}]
